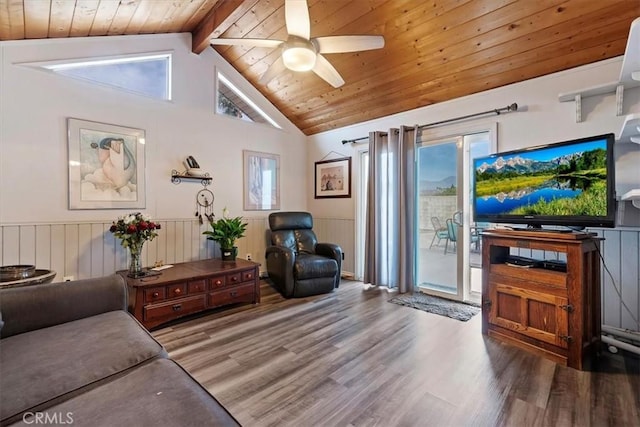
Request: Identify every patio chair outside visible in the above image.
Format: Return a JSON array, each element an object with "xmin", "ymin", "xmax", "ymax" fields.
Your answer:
[
  {"xmin": 429, "ymin": 217, "xmax": 449, "ymax": 248},
  {"xmin": 445, "ymin": 218, "xmax": 480, "ymax": 254},
  {"xmin": 445, "ymin": 218, "xmax": 457, "ymax": 254}
]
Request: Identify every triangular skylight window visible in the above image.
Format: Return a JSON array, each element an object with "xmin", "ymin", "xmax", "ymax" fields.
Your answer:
[
  {"xmin": 217, "ymin": 73, "xmax": 280, "ymax": 129},
  {"xmin": 42, "ymin": 54, "xmax": 171, "ymax": 100}
]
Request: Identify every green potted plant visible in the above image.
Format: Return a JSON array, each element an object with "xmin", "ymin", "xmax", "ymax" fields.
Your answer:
[{"xmin": 203, "ymin": 208, "xmax": 248, "ymax": 261}]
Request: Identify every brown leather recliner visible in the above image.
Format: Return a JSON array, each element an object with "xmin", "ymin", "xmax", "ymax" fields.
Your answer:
[{"xmin": 265, "ymin": 212, "xmax": 342, "ymax": 298}]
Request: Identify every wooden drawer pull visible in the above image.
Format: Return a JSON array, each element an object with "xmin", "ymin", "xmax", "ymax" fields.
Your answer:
[
  {"xmin": 231, "ymin": 276, "xmax": 238, "ymax": 282},
  {"xmin": 152, "ymin": 292, "xmax": 159, "ymax": 298},
  {"xmin": 246, "ymin": 274, "xmax": 253, "ymax": 279},
  {"xmin": 215, "ymin": 280, "xmax": 222, "ymax": 286},
  {"xmin": 174, "ymin": 288, "xmax": 182, "ymax": 295},
  {"xmin": 230, "ymin": 291, "xmax": 238, "ymax": 297},
  {"xmin": 172, "ymin": 304, "xmax": 182, "ymax": 311}
]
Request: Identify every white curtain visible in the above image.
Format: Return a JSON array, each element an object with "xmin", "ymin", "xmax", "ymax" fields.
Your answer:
[{"xmin": 363, "ymin": 126, "xmax": 417, "ymax": 293}]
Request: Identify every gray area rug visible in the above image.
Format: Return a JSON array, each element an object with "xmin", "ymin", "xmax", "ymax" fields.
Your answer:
[{"xmin": 388, "ymin": 293, "xmax": 480, "ymax": 321}]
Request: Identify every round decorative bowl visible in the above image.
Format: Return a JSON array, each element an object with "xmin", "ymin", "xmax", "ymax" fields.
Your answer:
[
  {"xmin": 0, "ymin": 265, "xmax": 36, "ymax": 281},
  {"xmin": 0, "ymin": 270, "xmax": 57, "ymax": 288}
]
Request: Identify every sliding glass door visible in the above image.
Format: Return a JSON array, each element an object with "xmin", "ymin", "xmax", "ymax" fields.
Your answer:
[{"xmin": 416, "ymin": 131, "xmax": 491, "ymax": 302}]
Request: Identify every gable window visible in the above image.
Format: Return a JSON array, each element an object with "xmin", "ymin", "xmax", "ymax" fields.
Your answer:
[
  {"xmin": 217, "ymin": 72, "xmax": 280, "ymax": 129},
  {"xmin": 43, "ymin": 53, "xmax": 171, "ymax": 100}
]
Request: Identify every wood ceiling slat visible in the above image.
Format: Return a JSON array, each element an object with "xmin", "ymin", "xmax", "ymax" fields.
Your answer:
[
  {"xmin": 192, "ymin": 0, "xmax": 260, "ymax": 54},
  {"xmin": 124, "ymin": 0, "xmax": 154, "ymax": 34},
  {"xmin": 107, "ymin": 0, "xmax": 140, "ymax": 35},
  {"xmin": 282, "ymin": 0, "xmax": 596, "ymax": 108},
  {"xmin": 69, "ymin": 0, "xmax": 99, "ymax": 37},
  {"xmin": 214, "ymin": 0, "xmax": 340, "ymax": 62},
  {"xmin": 299, "ymin": 28, "xmax": 630, "ymax": 134},
  {"xmin": 0, "ymin": 0, "xmax": 11, "ymax": 40},
  {"xmin": 302, "ymin": 25, "xmax": 629, "ymax": 127},
  {"xmin": 262, "ymin": 0, "xmax": 562, "ymax": 104},
  {"xmin": 156, "ymin": 0, "xmax": 192, "ymax": 33},
  {"xmin": 228, "ymin": 0, "xmax": 432, "ymax": 73},
  {"xmin": 223, "ymin": 0, "xmax": 387, "ymax": 70},
  {"xmin": 88, "ymin": 0, "xmax": 120, "ymax": 36},
  {"xmin": 219, "ymin": 0, "xmax": 284, "ymax": 39},
  {"xmin": 165, "ymin": 0, "xmax": 207, "ymax": 33},
  {"xmin": 49, "ymin": 0, "xmax": 76, "ymax": 38},
  {"xmin": 180, "ymin": 0, "xmax": 218, "ymax": 32},
  {"xmin": 285, "ymin": 3, "xmax": 635, "ymax": 122},
  {"xmin": 24, "ymin": 0, "xmax": 50, "ymax": 39},
  {"xmin": 239, "ymin": 0, "xmax": 518, "ymax": 97},
  {"xmin": 136, "ymin": 0, "xmax": 172, "ymax": 34},
  {"xmin": 0, "ymin": 0, "xmax": 21, "ymax": 40},
  {"xmin": 270, "ymin": 0, "xmax": 633, "ymax": 121},
  {"xmin": 302, "ymin": 37, "xmax": 629, "ymax": 134},
  {"xmin": 214, "ymin": 2, "xmax": 287, "ymax": 60},
  {"xmin": 299, "ymin": 33, "xmax": 624, "ymax": 131},
  {"xmin": 308, "ymin": 0, "xmax": 385, "ymax": 37}
]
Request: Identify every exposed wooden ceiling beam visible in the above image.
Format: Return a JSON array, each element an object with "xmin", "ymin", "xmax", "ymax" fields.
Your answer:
[{"xmin": 191, "ymin": 0, "xmax": 260, "ymax": 54}]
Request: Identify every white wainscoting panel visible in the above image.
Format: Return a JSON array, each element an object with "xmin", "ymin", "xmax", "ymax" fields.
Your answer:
[
  {"xmin": 3, "ymin": 219, "xmax": 634, "ymax": 332},
  {"xmin": 0, "ymin": 218, "xmax": 271, "ymax": 282},
  {"xmin": 313, "ymin": 217, "xmax": 355, "ymax": 276},
  {"xmin": 596, "ymin": 229, "xmax": 640, "ymax": 331}
]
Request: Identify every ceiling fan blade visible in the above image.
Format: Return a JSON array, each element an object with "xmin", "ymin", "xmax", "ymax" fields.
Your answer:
[
  {"xmin": 313, "ymin": 35, "xmax": 385, "ymax": 53},
  {"xmin": 285, "ymin": 0, "xmax": 310, "ymax": 39},
  {"xmin": 259, "ymin": 57, "xmax": 287, "ymax": 85},
  {"xmin": 312, "ymin": 54, "xmax": 345, "ymax": 88},
  {"xmin": 209, "ymin": 38, "xmax": 284, "ymax": 48}
]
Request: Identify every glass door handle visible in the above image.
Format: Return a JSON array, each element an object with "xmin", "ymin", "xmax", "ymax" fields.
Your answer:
[{"xmin": 453, "ymin": 211, "xmax": 463, "ymax": 226}]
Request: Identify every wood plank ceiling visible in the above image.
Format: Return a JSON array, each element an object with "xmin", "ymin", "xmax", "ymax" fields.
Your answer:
[{"xmin": 1, "ymin": 0, "xmax": 638, "ymax": 135}]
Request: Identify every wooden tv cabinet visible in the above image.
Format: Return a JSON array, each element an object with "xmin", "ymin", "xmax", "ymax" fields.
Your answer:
[
  {"xmin": 481, "ymin": 230, "xmax": 602, "ymax": 370},
  {"xmin": 121, "ymin": 258, "xmax": 260, "ymax": 330}
]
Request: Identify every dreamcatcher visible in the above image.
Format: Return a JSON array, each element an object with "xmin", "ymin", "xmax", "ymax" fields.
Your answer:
[{"xmin": 195, "ymin": 188, "xmax": 214, "ymax": 225}]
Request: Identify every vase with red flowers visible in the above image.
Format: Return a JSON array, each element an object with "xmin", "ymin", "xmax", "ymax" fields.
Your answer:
[{"xmin": 110, "ymin": 212, "xmax": 161, "ymax": 277}]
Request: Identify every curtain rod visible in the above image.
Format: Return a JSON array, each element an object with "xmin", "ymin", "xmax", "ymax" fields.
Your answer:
[{"xmin": 341, "ymin": 103, "xmax": 518, "ymax": 144}]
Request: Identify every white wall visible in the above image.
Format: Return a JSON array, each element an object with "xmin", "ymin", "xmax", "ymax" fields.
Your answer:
[{"xmin": 0, "ymin": 33, "xmax": 307, "ymax": 225}]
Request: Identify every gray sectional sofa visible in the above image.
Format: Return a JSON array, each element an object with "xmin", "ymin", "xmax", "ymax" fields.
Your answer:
[{"xmin": 0, "ymin": 274, "xmax": 239, "ymax": 426}]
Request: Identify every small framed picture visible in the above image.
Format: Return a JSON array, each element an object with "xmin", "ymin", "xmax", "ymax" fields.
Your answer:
[
  {"xmin": 67, "ymin": 118, "xmax": 145, "ymax": 210},
  {"xmin": 243, "ymin": 150, "xmax": 280, "ymax": 210},
  {"xmin": 315, "ymin": 157, "xmax": 351, "ymax": 199}
]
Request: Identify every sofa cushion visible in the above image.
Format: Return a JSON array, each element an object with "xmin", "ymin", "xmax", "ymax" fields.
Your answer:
[
  {"xmin": 294, "ymin": 254, "xmax": 338, "ymax": 280},
  {"xmin": 0, "ymin": 310, "xmax": 166, "ymax": 424},
  {"xmin": 9, "ymin": 358, "xmax": 240, "ymax": 427}
]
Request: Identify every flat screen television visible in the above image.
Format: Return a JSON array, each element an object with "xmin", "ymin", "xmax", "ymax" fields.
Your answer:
[{"xmin": 472, "ymin": 133, "xmax": 616, "ymax": 229}]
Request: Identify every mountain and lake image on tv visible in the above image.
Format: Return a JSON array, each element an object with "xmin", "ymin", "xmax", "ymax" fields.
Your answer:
[{"xmin": 473, "ymin": 134, "xmax": 616, "ymax": 228}]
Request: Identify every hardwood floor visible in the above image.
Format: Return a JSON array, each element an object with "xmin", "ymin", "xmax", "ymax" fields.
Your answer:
[{"xmin": 152, "ymin": 280, "xmax": 640, "ymax": 426}]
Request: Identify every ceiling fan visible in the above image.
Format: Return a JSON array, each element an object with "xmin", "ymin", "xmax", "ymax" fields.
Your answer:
[{"xmin": 209, "ymin": 0, "xmax": 385, "ymax": 88}]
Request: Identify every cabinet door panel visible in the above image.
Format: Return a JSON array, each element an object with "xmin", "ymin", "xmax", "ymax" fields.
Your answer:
[{"xmin": 490, "ymin": 281, "xmax": 569, "ymax": 348}]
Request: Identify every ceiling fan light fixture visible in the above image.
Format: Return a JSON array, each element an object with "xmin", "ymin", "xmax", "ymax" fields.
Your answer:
[{"xmin": 282, "ymin": 46, "xmax": 316, "ymax": 71}]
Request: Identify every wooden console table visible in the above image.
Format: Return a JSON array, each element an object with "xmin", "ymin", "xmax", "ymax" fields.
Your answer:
[
  {"xmin": 121, "ymin": 258, "xmax": 260, "ymax": 329},
  {"xmin": 481, "ymin": 230, "xmax": 601, "ymax": 370}
]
